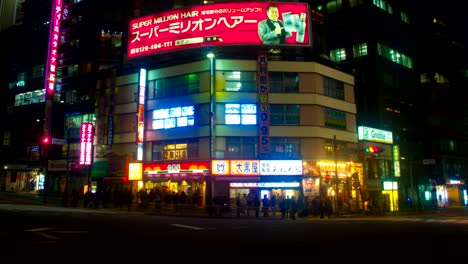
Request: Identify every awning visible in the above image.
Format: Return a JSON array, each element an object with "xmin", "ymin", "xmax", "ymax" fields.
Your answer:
[{"xmin": 91, "ymin": 161, "xmax": 109, "ymax": 179}]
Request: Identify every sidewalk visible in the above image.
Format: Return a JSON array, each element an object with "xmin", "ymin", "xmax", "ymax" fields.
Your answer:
[{"xmin": 1, "ymin": 191, "xmax": 466, "ymax": 219}]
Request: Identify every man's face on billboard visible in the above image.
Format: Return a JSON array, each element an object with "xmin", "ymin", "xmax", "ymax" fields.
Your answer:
[{"xmin": 267, "ymin": 7, "xmax": 279, "ymax": 21}]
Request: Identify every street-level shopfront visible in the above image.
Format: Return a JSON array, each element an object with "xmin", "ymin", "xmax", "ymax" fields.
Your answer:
[
  {"xmin": 139, "ymin": 159, "xmax": 365, "ymax": 212},
  {"xmin": 211, "ymin": 160, "xmax": 303, "ymax": 209},
  {"xmin": 142, "ymin": 161, "xmax": 209, "ymax": 207}
]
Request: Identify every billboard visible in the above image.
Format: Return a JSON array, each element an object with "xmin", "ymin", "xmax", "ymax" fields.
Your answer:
[{"xmin": 128, "ymin": 2, "xmax": 310, "ymax": 58}]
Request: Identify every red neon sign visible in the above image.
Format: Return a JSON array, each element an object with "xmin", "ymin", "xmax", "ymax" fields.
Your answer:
[
  {"xmin": 44, "ymin": 0, "xmax": 63, "ymax": 100},
  {"xmin": 79, "ymin": 122, "xmax": 94, "ymax": 165},
  {"xmin": 128, "ymin": 2, "xmax": 310, "ymax": 58},
  {"xmin": 143, "ymin": 162, "xmax": 210, "ymax": 175}
]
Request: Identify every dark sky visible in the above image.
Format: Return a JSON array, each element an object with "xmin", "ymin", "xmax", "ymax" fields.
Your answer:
[{"xmin": 424, "ymin": 1, "xmax": 468, "ymax": 46}]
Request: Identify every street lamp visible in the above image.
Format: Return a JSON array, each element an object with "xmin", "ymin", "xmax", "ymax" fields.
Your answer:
[
  {"xmin": 207, "ymin": 52, "xmax": 216, "ymax": 208},
  {"xmin": 207, "ymin": 52, "xmax": 215, "ymax": 158}
]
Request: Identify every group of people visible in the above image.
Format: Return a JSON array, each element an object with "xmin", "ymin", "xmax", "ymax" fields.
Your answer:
[{"xmin": 235, "ymin": 193, "xmax": 308, "ymax": 219}]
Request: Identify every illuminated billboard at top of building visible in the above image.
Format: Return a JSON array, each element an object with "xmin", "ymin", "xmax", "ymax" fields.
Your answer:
[{"xmin": 128, "ymin": 2, "xmax": 310, "ymax": 58}]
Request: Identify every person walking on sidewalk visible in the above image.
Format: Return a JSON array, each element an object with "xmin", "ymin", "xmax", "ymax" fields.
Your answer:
[{"xmin": 262, "ymin": 194, "xmax": 270, "ymax": 217}]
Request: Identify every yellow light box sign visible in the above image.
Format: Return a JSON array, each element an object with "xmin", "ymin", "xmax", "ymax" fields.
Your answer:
[{"xmin": 128, "ymin": 162, "xmax": 143, "ymax": 180}]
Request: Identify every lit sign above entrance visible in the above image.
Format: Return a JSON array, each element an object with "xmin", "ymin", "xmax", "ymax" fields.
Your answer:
[
  {"xmin": 143, "ymin": 162, "xmax": 210, "ymax": 176},
  {"xmin": 212, "ymin": 160, "xmax": 303, "ymax": 176},
  {"xmin": 358, "ymin": 126, "xmax": 393, "ymax": 144}
]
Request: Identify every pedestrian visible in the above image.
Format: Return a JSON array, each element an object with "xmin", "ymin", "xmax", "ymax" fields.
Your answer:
[
  {"xmin": 262, "ymin": 194, "xmax": 270, "ymax": 217},
  {"xmin": 270, "ymin": 194, "xmax": 277, "ymax": 216},
  {"xmin": 254, "ymin": 193, "xmax": 261, "ymax": 218}
]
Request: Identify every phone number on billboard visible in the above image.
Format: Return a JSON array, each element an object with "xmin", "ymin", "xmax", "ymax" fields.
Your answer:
[{"xmin": 133, "ymin": 41, "xmax": 174, "ymax": 53}]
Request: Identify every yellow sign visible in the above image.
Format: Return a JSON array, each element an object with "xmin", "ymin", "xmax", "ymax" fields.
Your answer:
[{"xmin": 128, "ymin": 162, "xmax": 142, "ymax": 180}]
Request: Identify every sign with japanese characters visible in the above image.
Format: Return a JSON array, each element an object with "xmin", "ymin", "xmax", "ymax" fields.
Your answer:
[
  {"xmin": 212, "ymin": 159, "xmax": 303, "ymax": 176},
  {"xmin": 44, "ymin": 0, "xmax": 63, "ymax": 100},
  {"xmin": 143, "ymin": 162, "xmax": 210, "ymax": 176},
  {"xmin": 230, "ymin": 182, "xmax": 300, "ymax": 188},
  {"xmin": 260, "ymin": 160, "xmax": 303, "ymax": 175},
  {"xmin": 79, "ymin": 122, "xmax": 94, "ymax": 166},
  {"xmin": 257, "ymin": 53, "xmax": 270, "ymax": 155},
  {"xmin": 128, "ymin": 2, "xmax": 310, "ymax": 58}
]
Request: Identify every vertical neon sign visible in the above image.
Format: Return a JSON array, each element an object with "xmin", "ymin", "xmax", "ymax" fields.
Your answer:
[
  {"xmin": 79, "ymin": 122, "xmax": 94, "ymax": 165},
  {"xmin": 258, "ymin": 52, "xmax": 270, "ymax": 155},
  {"xmin": 137, "ymin": 68, "xmax": 146, "ymax": 161},
  {"xmin": 44, "ymin": 0, "xmax": 63, "ymax": 100}
]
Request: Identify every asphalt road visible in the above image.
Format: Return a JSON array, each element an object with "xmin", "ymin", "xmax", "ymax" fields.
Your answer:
[{"xmin": 0, "ymin": 202, "xmax": 466, "ymax": 262}]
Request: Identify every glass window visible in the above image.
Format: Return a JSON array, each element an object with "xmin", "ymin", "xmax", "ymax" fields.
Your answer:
[
  {"xmin": 324, "ymin": 77, "xmax": 344, "ymax": 100},
  {"xmin": 270, "ymin": 104, "xmax": 299, "ymax": 125},
  {"xmin": 152, "ymin": 139, "xmax": 198, "ymax": 161},
  {"xmin": 153, "ymin": 73, "xmax": 200, "ymax": 99},
  {"xmin": 400, "ymin": 11, "xmax": 409, "ymax": 23},
  {"xmin": 269, "ymin": 72, "xmax": 299, "ymax": 93},
  {"xmin": 152, "ymin": 105, "xmax": 195, "ymax": 130},
  {"xmin": 270, "ymin": 137, "xmax": 301, "ymax": 159},
  {"xmin": 377, "ymin": 43, "xmax": 413, "ymax": 69},
  {"xmin": 222, "ymin": 71, "xmax": 257, "ymax": 92},
  {"xmin": 324, "ymin": 107, "xmax": 346, "ymax": 130},
  {"xmin": 353, "ymin": 43, "xmax": 367, "ymax": 57},
  {"xmin": 330, "ymin": 48, "xmax": 346, "ymax": 62},
  {"xmin": 226, "ymin": 137, "xmax": 257, "ymax": 159},
  {"xmin": 225, "ymin": 104, "xmax": 257, "ymax": 125}
]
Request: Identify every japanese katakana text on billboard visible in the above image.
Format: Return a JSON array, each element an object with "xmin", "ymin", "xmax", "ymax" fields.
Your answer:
[{"xmin": 128, "ymin": 2, "xmax": 310, "ymax": 58}]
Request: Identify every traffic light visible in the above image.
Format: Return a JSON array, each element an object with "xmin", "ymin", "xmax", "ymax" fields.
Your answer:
[
  {"xmin": 364, "ymin": 146, "xmax": 381, "ymax": 153},
  {"xmin": 324, "ymin": 174, "xmax": 330, "ymax": 184},
  {"xmin": 364, "ymin": 146, "xmax": 384, "ymax": 156},
  {"xmin": 42, "ymin": 136, "xmax": 51, "ymax": 144}
]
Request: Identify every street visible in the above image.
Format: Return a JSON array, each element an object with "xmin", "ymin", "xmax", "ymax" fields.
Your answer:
[{"xmin": 0, "ymin": 202, "xmax": 466, "ymax": 262}]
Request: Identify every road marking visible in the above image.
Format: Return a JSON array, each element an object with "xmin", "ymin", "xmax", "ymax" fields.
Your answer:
[
  {"xmin": 54, "ymin": 230, "xmax": 88, "ymax": 234},
  {"xmin": 25, "ymin": 228, "xmax": 53, "ymax": 232},
  {"xmin": 171, "ymin": 224, "xmax": 205, "ymax": 230}
]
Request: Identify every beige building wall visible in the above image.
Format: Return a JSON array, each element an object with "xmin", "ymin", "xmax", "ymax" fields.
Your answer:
[{"xmin": 99, "ymin": 59, "xmax": 358, "ymax": 164}]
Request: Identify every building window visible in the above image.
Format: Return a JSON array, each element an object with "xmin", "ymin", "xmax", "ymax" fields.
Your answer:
[
  {"xmin": 330, "ymin": 48, "xmax": 346, "ymax": 62},
  {"xmin": 32, "ymin": 65, "xmax": 44, "ymax": 79},
  {"xmin": 353, "ymin": 43, "xmax": 367, "ymax": 57},
  {"xmin": 373, "ymin": 0, "xmax": 392, "ymax": 14},
  {"xmin": 326, "ymin": 0, "xmax": 343, "ymax": 14},
  {"xmin": 269, "ymin": 72, "xmax": 299, "ymax": 93},
  {"xmin": 152, "ymin": 73, "xmax": 200, "ymax": 99},
  {"xmin": 152, "ymin": 139, "xmax": 198, "ymax": 161},
  {"xmin": 377, "ymin": 43, "xmax": 413, "ymax": 69},
  {"xmin": 434, "ymin": 73, "xmax": 448, "ymax": 83},
  {"xmin": 14, "ymin": 89, "xmax": 45, "ymax": 106},
  {"xmin": 271, "ymin": 137, "xmax": 301, "ymax": 159},
  {"xmin": 270, "ymin": 104, "xmax": 299, "ymax": 125},
  {"xmin": 400, "ymin": 11, "xmax": 409, "ymax": 23},
  {"xmin": 324, "ymin": 77, "xmax": 344, "ymax": 100},
  {"xmin": 152, "ymin": 105, "xmax": 195, "ymax": 130},
  {"xmin": 225, "ymin": 104, "xmax": 257, "ymax": 125},
  {"xmin": 221, "ymin": 71, "xmax": 257, "ymax": 92},
  {"xmin": 226, "ymin": 137, "xmax": 257, "ymax": 159},
  {"xmin": 324, "ymin": 107, "xmax": 346, "ymax": 130}
]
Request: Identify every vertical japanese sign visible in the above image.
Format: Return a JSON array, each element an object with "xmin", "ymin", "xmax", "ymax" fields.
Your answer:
[
  {"xmin": 128, "ymin": 2, "xmax": 310, "ymax": 58},
  {"xmin": 44, "ymin": 0, "xmax": 63, "ymax": 100},
  {"xmin": 137, "ymin": 68, "xmax": 147, "ymax": 161},
  {"xmin": 79, "ymin": 122, "xmax": 94, "ymax": 166},
  {"xmin": 257, "ymin": 52, "xmax": 270, "ymax": 155}
]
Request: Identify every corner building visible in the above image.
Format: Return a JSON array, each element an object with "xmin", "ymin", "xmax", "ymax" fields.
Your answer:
[
  {"xmin": 94, "ymin": 1, "xmax": 360, "ymax": 213},
  {"xmin": 101, "ymin": 54, "xmax": 359, "ymax": 211}
]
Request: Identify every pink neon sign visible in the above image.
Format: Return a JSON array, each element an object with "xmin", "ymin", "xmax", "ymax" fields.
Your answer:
[
  {"xmin": 44, "ymin": 0, "xmax": 63, "ymax": 100},
  {"xmin": 79, "ymin": 122, "xmax": 94, "ymax": 166},
  {"xmin": 128, "ymin": 2, "xmax": 310, "ymax": 58}
]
